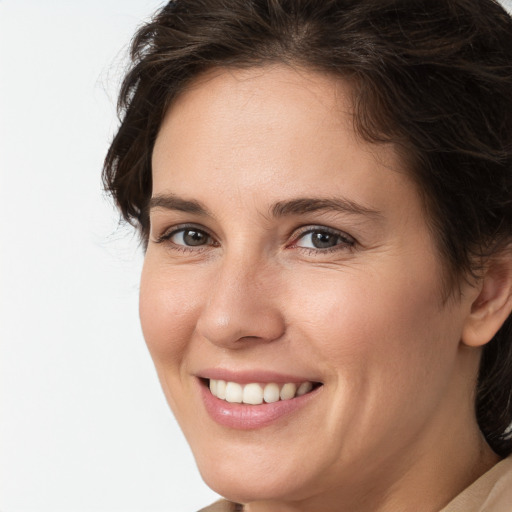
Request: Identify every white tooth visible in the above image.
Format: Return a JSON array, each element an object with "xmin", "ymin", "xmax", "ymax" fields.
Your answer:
[
  {"xmin": 225, "ymin": 382, "xmax": 243, "ymax": 403},
  {"xmin": 263, "ymin": 383, "xmax": 280, "ymax": 403},
  {"xmin": 209, "ymin": 379, "xmax": 217, "ymax": 395},
  {"xmin": 296, "ymin": 381, "xmax": 313, "ymax": 396},
  {"xmin": 242, "ymin": 383, "xmax": 264, "ymax": 405},
  {"xmin": 280, "ymin": 383, "xmax": 297, "ymax": 401},
  {"xmin": 216, "ymin": 380, "xmax": 226, "ymax": 400}
]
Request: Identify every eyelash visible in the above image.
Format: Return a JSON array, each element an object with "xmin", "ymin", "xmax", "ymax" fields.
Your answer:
[
  {"xmin": 155, "ymin": 224, "xmax": 218, "ymax": 253},
  {"xmin": 154, "ymin": 224, "xmax": 356, "ymax": 255},
  {"xmin": 288, "ymin": 226, "xmax": 356, "ymax": 254}
]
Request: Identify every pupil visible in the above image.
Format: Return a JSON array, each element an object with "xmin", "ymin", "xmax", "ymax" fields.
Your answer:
[
  {"xmin": 312, "ymin": 231, "xmax": 337, "ymax": 249},
  {"xmin": 184, "ymin": 230, "xmax": 206, "ymax": 246}
]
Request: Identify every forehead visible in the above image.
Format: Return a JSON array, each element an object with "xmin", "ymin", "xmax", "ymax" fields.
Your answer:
[
  {"xmin": 154, "ymin": 65, "xmax": 354, "ymax": 171},
  {"xmin": 152, "ymin": 65, "xmax": 408, "ymax": 206}
]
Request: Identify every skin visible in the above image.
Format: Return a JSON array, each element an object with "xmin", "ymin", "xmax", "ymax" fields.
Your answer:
[{"xmin": 140, "ymin": 65, "xmax": 510, "ymax": 512}]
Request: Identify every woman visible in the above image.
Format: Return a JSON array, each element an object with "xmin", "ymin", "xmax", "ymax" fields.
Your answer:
[{"xmin": 103, "ymin": 0, "xmax": 512, "ymax": 510}]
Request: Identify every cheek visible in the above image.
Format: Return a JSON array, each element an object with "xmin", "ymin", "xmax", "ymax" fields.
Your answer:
[
  {"xmin": 283, "ymin": 262, "xmax": 458, "ymax": 462},
  {"xmin": 139, "ymin": 256, "xmax": 204, "ymax": 367},
  {"xmin": 286, "ymin": 259, "xmax": 452, "ymax": 390}
]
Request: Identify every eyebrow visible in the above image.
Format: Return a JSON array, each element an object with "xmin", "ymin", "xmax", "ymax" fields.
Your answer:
[
  {"xmin": 149, "ymin": 194, "xmax": 211, "ymax": 216},
  {"xmin": 149, "ymin": 193, "xmax": 381, "ymax": 220},
  {"xmin": 270, "ymin": 197, "xmax": 381, "ymax": 219}
]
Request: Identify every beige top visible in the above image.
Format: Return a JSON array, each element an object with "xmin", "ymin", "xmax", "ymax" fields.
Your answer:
[
  {"xmin": 199, "ymin": 456, "xmax": 512, "ymax": 512},
  {"xmin": 198, "ymin": 500, "xmax": 240, "ymax": 511},
  {"xmin": 440, "ymin": 456, "xmax": 512, "ymax": 512}
]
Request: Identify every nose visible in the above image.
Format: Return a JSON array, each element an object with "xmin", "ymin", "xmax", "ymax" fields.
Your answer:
[{"xmin": 196, "ymin": 256, "xmax": 286, "ymax": 348}]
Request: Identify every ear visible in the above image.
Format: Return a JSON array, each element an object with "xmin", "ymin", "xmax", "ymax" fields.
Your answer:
[{"xmin": 462, "ymin": 254, "xmax": 512, "ymax": 347}]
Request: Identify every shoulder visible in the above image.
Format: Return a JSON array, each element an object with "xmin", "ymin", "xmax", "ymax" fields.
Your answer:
[
  {"xmin": 440, "ymin": 455, "xmax": 512, "ymax": 512},
  {"xmin": 197, "ymin": 499, "xmax": 242, "ymax": 512}
]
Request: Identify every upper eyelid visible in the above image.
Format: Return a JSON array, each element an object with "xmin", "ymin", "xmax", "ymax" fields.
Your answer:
[
  {"xmin": 158, "ymin": 223, "xmax": 214, "ymax": 237},
  {"xmin": 152, "ymin": 224, "xmax": 217, "ymax": 246},
  {"xmin": 290, "ymin": 225, "xmax": 355, "ymax": 242}
]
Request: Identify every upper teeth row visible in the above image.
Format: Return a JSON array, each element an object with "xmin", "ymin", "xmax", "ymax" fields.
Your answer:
[{"xmin": 209, "ymin": 380, "xmax": 313, "ymax": 404}]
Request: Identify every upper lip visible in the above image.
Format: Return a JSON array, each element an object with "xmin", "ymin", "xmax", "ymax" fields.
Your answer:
[{"xmin": 196, "ymin": 368, "xmax": 323, "ymax": 384}]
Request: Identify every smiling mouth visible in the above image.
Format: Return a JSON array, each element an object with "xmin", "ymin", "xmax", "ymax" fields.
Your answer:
[{"xmin": 206, "ymin": 379, "xmax": 322, "ymax": 405}]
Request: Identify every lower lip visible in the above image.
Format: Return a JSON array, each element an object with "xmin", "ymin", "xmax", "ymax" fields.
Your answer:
[{"xmin": 199, "ymin": 381, "xmax": 323, "ymax": 430}]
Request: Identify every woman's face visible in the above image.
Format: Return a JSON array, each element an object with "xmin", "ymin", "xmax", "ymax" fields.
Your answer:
[{"xmin": 142, "ymin": 66, "xmax": 478, "ymax": 506}]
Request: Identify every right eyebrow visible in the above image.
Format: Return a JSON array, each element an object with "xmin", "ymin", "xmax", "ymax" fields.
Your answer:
[{"xmin": 149, "ymin": 194, "xmax": 211, "ymax": 216}]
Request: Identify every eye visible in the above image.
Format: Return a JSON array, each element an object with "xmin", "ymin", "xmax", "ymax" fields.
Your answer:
[
  {"xmin": 173, "ymin": 228, "xmax": 210, "ymax": 246},
  {"xmin": 293, "ymin": 228, "xmax": 354, "ymax": 250},
  {"xmin": 170, "ymin": 228, "xmax": 212, "ymax": 246},
  {"xmin": 157, "ymin": 226, "xmax": 215, "ymax": 248}
]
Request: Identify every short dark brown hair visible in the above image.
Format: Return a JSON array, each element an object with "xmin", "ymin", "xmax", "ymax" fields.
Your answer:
[{"xmin": 103, "ymin": 0, "xmax": 512, "ymax": 456}]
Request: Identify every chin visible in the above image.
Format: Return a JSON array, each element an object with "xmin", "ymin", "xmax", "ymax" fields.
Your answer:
[
  {"xmin": 199, "ymin": 467, "xmax": 302, "ymax": 505},
  {"xmin": 193, "ymin": 443, "xmax": 317, "ymax": 504}
]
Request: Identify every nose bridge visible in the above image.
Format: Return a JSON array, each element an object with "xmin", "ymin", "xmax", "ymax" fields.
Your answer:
[{"xmin": 196, "ymin": 248, "xmax": 285, "ymax": 347}]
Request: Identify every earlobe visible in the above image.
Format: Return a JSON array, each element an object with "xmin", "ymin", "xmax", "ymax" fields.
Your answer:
[{"xmin": 462, "ymin": 256, "xmax": 512, "ymax": 347}]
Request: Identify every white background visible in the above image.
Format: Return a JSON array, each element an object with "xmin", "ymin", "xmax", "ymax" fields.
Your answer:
[
  {"xmin": 0, "ymin": 1, "xmax": 218, "ymax": 511},
  {"xmin": 1, "ymin": 1, "xmax": 511, "ymax": 511}
]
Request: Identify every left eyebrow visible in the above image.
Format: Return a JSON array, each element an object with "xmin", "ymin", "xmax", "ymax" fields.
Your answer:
[{"xmin": 270, "ymin": 197, "xmax": 382, "ymax": 219}]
